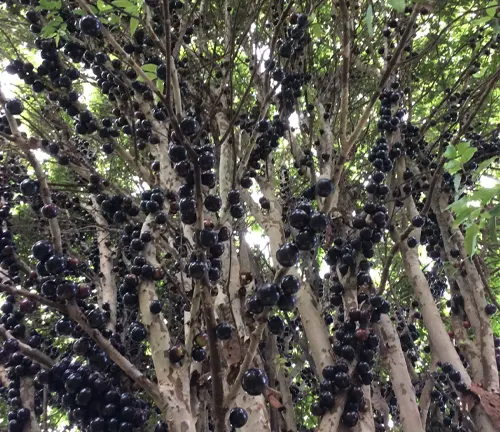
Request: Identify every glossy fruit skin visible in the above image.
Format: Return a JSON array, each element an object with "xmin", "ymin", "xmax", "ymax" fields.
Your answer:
[
  {"xmin": 241, "ymin": 368, "xmax": 268, "ymax": 396},
  {"xmin": 191, "ymin": 347, "xmax": 206, "ymax": 362},
  {"xmin": 256, "ymin": 283, "xmax": 280, "ymax": 306},
  {"xmin": 6, "ymin": 99, "xmax": 23, "ymax": 115},
  {"xmin": 276, "ymin": 242, "xmax": 299, "ymax": 267},
  {"xmin": 315, "ymin": 178, "xmax": 334, "ymax": 197},
  {"xmin": 20, "ymin": 179, "xmax": 39, "ymax": 196},
  {"xmin": 268, "ymin": 315, "xmax": 285, "ymax": 335},
  {"xmin": 281, "ymin": 275, "xmax": 300, "ymax": 294},
  {"xmin": 485, "ymin": 304, "xmax": 497, "ymax": 316},
  {"xmin": 32, "ymin": 240, "xmax": 53, "ymax": 261},
  {"xmin": 215, "ymin": 322, "xmax": 232, "ymax": 340},
  {"xmin": 342, "ymin": 411, "xmax": 359, "ymax": 427},
  {"xmin": 229, "ymin": 407, "xmax": 248, "ymax": 428},
  {"xmin": 41, "ymin": 204, "xmax": 59, "ymax": 219},
  {"xmin": 149, "ymin": 300, "xmax": 162, "ymax": 314},
  {"xmin": 79, "ymin": 16, "xmax": 102, "ymax": 36}
]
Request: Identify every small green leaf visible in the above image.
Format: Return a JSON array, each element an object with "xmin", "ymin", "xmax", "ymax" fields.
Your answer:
[
  {"xmin": 465, "ymin": 223, "xmax": 480, "ymax": 256},
  {"xmin": 454, "ymin": 208, "xmax": 472, "ymax": 227},
  {"xmin": 142, "ymin": 64, "xmax": 157, "ymax": 73},
  {"xmin": 98, "ymin": 0, "xmax": 113, "ymax": 11},
  {"xmin": 444, "ymin": 144, "xmax": 457, "ymax": 159},
  {"xmin": 130, "ymin": 17, "xmax": 139, "ymax": 35},
  {"xmin": 460, "ymin": 147, "xmax": 477, "ymax": 164},
  {"xmin": 473, "ymin": 157, "xmax": 497, "ymax": 181},
  {"xmin": 491, "ymin": 18, "xmax": 500, "ymax": 34},
  {"xmin": 445, "ymin": 159, "xmax": 462, "ymax": 175},
  {"xmin": 456, "ymin": 141, "xmax": 470, "ymax": 155},
  {"xmin": 143, "ymin": 71, "xmax": 156, "ymax": 81},
  {"xmin": 491, "ymin": 204, "xmax": 500, "ymax": 217},
  {"xmin": 73, "ymin": 8, "xmax": 86, "ymax": 15},
  {"xmin": 487, "ymin": 1, "xmax": 497, "ymax": 17},
  {"xmin": 448, "ymin": 197, "xmax": 468, "ymax": 213},
  {"xmin": 471, "ymin": 17, "xmax": 492, "ymax": 26},
  {"xmin": 310, "ymin": 23, "xmax": 322, "ymax": 38},
  {"xmin": 388, "ymin": 0, "xmax": 405, "ymax": 13},
  {"xmin": 38, "ymin": 0, "xmax": 61, "ymax": 10},
  {"xmin": 472, "ymin": 187, "xmax": 499, "ymax": 204},
  {"xmin": 365, "ymin": 5, "xmax": 374, "ymax": 37},
  {"xmin": 108, "ymin": 13, "xmax": 120, "ymax": 24},
  {"xmin": 112, "ymin": 0, "xmax": 135, "ymax": 8}
]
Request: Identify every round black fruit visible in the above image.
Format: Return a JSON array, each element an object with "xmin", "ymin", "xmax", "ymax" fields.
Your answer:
[
  {"xmin": 276, "ymin": 242, "xmax": 299, "ymax": 267},
  {"xmin": 241, "ymin": 368, "xmax": 268, "ymax": 395},
  {"xmin": 229, "ymin": 407, "xmax": 248, "ymax": 428}
]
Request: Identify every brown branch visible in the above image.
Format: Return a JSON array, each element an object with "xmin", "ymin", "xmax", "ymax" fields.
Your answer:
[
  {"xmin": 202, "ymin": 288, "xmax": 226, "ymax": 432},
  {"xmin": 0, "ymin": 325, "xmax": 55, "ymax": 369},
  {"xmin": 0, "ymin": 284, "xmax": 162, "ymax": 406},
  {"xmin": 378, "ymin": 225, "xmax": 414, "ymax": 295},
  {"xmin": 338, "ymin": 0, "xmax": 350, "ymax": 147},
  {"xmin": 65, "ymin": 302, "xmax": 163, "ymax": 405},
  {"xmin": 223, "ymin": 318, "xmax": 267, "ymax": 408},
  {"xmin": 0, "ymin": 284, "xmax": 66, "ymax": 313}
]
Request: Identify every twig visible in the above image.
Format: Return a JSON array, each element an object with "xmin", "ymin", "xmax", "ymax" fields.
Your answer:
[
  {"xmin": 378, "ymin": 225, "xmax": 414, "ymax": 295},
  {"xmin": 223, "ymin": 319, "xmax": 267, "ymax": 408},
  {"xmin": 473, "ymin": 255, "xmax": 500, "ymax": 311}
]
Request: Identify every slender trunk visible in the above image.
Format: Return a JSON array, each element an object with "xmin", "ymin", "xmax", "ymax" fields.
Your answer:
[
  {"xmin": 433, "ymin": 192, "xmax": 499, "ymax": 391},
  {"xmin": 377, "ymin": 315, "xmax": 424, "ymax": 432},
  {"xmin": 20, "ymin": 377, "xmax": 41, "ymax": 432},
  {"xmin": 399, "ymin": 241, "xmax": 471, "ymax": 384}
]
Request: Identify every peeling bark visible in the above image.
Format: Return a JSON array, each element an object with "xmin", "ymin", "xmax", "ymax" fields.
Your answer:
[
  {"xmin": 377, "ymin": 315, "xmax": 424, "ymax": 432},
  {"xmin": 140, "ymin": 215, "xmax": 195, "ymax": 432},
  {"xmin": 20, "ymin": 377, "xmax": 41, "ymax": 432}
]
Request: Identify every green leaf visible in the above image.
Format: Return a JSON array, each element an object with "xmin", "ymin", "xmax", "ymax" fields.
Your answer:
[
  {"xmin": 388, "ymin": 0, "xmax": 405, "ymax": 13},
  {"xmin": 471, "ymin": 17, "xmax": 492, "ymax": 26},
  {"xmin": 130, "ymin": 17, "xmax": 139, "ymax": 35},
  {"xmin": 491, "ymin": 18, "xmax": 500, "ymax": 34},
  {"xmin": 97, "ymin": 0, "xmax": 113, "ymax": 11},
  {"xmin": 456, "ymin": 141, "xmax": 470, "ymax": 155},
  {"xmin": 142, "ymin": 64, "xmax": 157, "ymax": 73},
  {"xmin": 112, "ymin": 0, "xmax": 135, "ymax": 8},
  {"xmin": 444, "ymin": 159, "xmax": 462, "ymax": 175},
  {"xmin": 73, "ymin": 8, "xmax": 86, "ymax": 15},
  {"xmin": 490, "ymin": 204, "xmax": 500, "ymax": 217},
  {"xmin": 143, "ymin": 71, "xmax": 156, "ymax": 81},
  {"xmin": 460, "ymin": 147, "xmax": 477, "ymax": 164},
  {"xmin": 474, "ymin": 157, "xmax": 497, "ymax": 180},
  {"xmin": 454, "ymin": 208, "xmax": 473, "ymax": 227},
  {"xmin": 365, "ymin": 5, "xmax": 374, "ymax": 37},
  {"xmin": 472, "ymin": 187, "xmax": 500, "ymax": 204},
  {"xmin": 448, "ymin": 197, "xmax": 468, "ymax": 213},
  {"xmin": 465, "ymin": 223, "xmax": 480, "ymax": 256},
  {"xmin": 444, "ymin": 144, "xmax": 457, "ymax": 159},
  {"xmin": 487, "ymin": 1, "xmax": 497, "ymax": 17},
  {"xmin": 310, "ymin": 23, "xmax": 322, "ymax": 38},
  {"xmin": 108, "ymin": 13, "xmax": 120, "ymax": 24},
  {"xmin": 38, "ymin": 0, "xmax": 61, "ymax": 10}
]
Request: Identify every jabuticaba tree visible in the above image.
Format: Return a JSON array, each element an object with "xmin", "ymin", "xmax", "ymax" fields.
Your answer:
[{"xmin": 0, "ymin": 0, "xmax": 499, "ymax": 430}]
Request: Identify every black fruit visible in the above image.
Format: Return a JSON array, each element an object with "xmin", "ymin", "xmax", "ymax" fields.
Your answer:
[{"xmin": 241, "ymin": 368, "xmax": 268, "ymax": 395}]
